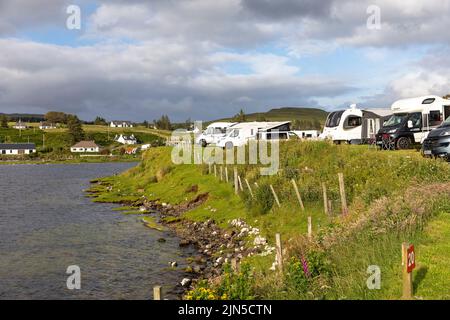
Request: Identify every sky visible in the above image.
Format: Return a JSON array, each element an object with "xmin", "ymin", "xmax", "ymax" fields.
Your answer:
[{"xmin": 0, "ymin": 0, "xmax": 450, "ymax": 122}]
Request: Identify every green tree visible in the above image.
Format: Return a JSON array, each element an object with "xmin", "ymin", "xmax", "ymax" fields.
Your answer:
[
  {"xmin": 66, "ymin": 114, "xmax": 85, "ymax": 143},
  {"xmin": 94, "ymin": 116, "xmax": 107, "ymax": 125},
  {"xmin": 45, "ymin": 111, "xmax": 68, "ymax": 124},
  {"xmin": 154, "ymin": 115, "xmax": 172, "ymax": 130},
  {"xmin": 0, "ymin": 115, "xmax": 8, "ymax": 128},
  {"xmin": 233, "ymin": 109, "xmax": 246, "ymax": 122}
]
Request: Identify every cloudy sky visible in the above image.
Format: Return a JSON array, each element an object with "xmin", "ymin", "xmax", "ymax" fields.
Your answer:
[{"xmin": 0, "ymin": 0, "xmax": 450, "ymax": 122}]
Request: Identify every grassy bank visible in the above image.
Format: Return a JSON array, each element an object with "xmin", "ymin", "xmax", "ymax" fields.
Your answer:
[{"xmin": 93, "ymin": 141, "xmax": 450, "ymax": 299}]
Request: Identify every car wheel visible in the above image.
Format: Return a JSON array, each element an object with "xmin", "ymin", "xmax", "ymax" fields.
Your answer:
[
  {"xmin": 225, "ymin": 142, "xmax": 233, "ymax": 149},
  {"xmin": 396, "ymin": 137, "xmax": 411, "ymax": 150},
  {"xmin": 200, "ymin": 139, "xmax": 207, "ymax": 147}
]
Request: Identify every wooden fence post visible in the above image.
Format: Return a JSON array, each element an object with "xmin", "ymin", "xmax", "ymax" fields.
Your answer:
[
  {"xmin": 402, "ymin": 243, "xmax": 413, "ymax": 300},
  {"xmin": 220, "ymin": 166, "xmax": 223, "ymax": 181},
  {"xmin": 308, "ymin": 216, "xmax": 312, "ymax": 240},
  {"xmin": 275, "ymin": 233, "xmax": 283, "ymax": 272},
  {"xmin": 237, "ymin": 175, "xmax": 244, "ymax": 191},
  {"xmin": 322, "ymin": 182, "xmax": 329, "ymax": 215},
  {"xmin": 214, "ymin": 165, "xmax": 217, "ymax": 177},
  {"xmin": 291, "ymin": 179, "xmax": 305, "ymax": 211},
  {"xmin": 234, "ymin": 167, "xmax": 239, "ymax": 195},
  {"xmin": 338, "ymin": 173, "xmax": 348, "ymax": 215},
  {"xmin": 208, "ymin": 163, "xmax": 211, "ymax": 175},
  {"xmin": 225, "ymin": 167, "xmax": 229, "ymax": 183},
  {"xmin": 244, "ymin": 178, "xmax": 254, "ymax": 198},
  {"xmin": 153, "ymin": 285, "xmax": 161, "ymax": 300},
  {"xmin": 270, "ymin": 184, "xmax": 281, "ymax": 208},
  {"xmin": 231, "ymin": 258, "xmax": 240, "ymax": 273}
]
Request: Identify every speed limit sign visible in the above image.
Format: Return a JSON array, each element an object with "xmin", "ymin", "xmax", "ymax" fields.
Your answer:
[{"xmin": 406, "ymin": 245, "xmax": 415, "ymax": 273}]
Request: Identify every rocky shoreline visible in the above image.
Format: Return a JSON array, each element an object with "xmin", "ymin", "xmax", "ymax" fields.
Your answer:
[{"xmin": 88, "ymin": 183, "xmax": 276, "ymax": 298}]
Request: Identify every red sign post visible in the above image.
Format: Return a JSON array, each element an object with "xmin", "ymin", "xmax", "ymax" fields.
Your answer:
[
  {"xmin": 402, "ymin": 243, "xmax": 415, "ymax": 299},
  {"xmin": 406, "ymin": 245, "xmax": 416, "ymax": 273}
]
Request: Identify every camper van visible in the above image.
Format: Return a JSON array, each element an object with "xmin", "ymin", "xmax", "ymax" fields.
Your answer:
[
  {"xmin": 376, "ymin": 95, "xmax": 450, "ymax": 150},
  {"xmin": 320, "ymin": 105, "xmax": 391, "ymax": 144},
  {"xmin": 195, "ymin": 122, "xmax": 237, "ymax": 147},
  {"xmin": 216, "ymin": 121, "xmax": 291, "ymax": 149}
]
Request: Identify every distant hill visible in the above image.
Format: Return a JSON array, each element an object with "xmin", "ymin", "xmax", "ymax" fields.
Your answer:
[
  {"xmin": 210, "ymin": 107, "xmax": 328, "ymax": 130},
  {"xmin": 0, "ymin": 113, "xmax": 45, "ymax": 122}
]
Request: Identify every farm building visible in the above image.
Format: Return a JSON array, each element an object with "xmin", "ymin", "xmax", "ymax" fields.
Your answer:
[
  {"xmin": 70, "ymin": 141, "xmax": 100, "ymax": 153},
  {"xmin": 13, "ymin": 121, "xmax": 28, "ymax": 130},
  {"xmin": 110, "ymin": 121, "xmax": 133, "ymax": 128},
  {"xmin": 0, "ymin": 143, "xmax": 36, "ymax": 155},
  {"xmin": 114, "ymin": 134, "xmax": 137, "ymax": 145},
  {"xmin": 39, "ymin": 122, "xmax": 56, "ymax": 130}
]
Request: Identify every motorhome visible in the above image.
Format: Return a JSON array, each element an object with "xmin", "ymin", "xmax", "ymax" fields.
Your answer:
[
  {"xmin": 320, "ymin": 105, "xmax": 391, "ymax": 144},
  {"xmin": 195, "ymin": 122, "xmax": 237, "ymax": 147},
  {"xmin": 217, "ymin": 121, "xmax": 291, "ymax": 149},
  {"xmin": 376, "ymin": 95, "xmax": 450, "ymax": 150},
  {"xmin": 292, "ymin": 130, "xmax": 321, "ymax": 140}
]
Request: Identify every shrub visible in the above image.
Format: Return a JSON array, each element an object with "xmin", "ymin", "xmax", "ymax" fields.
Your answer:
[{"xmin": 246, "ymin": 183, "xmax": 274, "ymax": 215}]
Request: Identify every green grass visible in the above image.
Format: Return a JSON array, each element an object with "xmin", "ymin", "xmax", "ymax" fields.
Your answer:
[{"xmin": 92, "ymin": 142, "xmax": 450, "ymax": 300}]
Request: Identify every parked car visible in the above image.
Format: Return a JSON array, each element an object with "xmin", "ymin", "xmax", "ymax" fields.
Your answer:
[
  {"xmin": 422, "ymin": 116, "xmax": 450, "ymax": 161},
  {"xmin": 376, "ymin": 95, "xmax": 450, "ymax": 150},
  {"xmin": 216, "ymin": 121, "xmax": 291, "ymax": 149}
]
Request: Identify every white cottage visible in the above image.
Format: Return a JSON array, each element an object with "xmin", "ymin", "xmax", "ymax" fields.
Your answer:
[
  {"xmin": 114, "ymin": 134, "xmax": 137, "ymax": 145},
  {"xmin": 39, "ymin": 122, "xmax": 56, "ymax": 130},
  {"xmin": 110, "ymin": 121, "xmax": 133, "ymax": 128},
  {"xmin": 70, "ymin": 141, "xmax": 100, "ymax": 153},
  {"xmin": 13, "ymin": 121, "xmax": 28, "ymax": 130},
  {"xmin": 0, "ymin": 143, "xmax": 36, "ymax": 155}
]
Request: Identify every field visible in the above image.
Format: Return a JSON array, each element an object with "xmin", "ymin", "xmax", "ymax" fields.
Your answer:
[
  {"xmin": 0, "ymin": 124, "xmax": 169, "ymax": 162},
  {"xmin": 92, "ymin": 141, "xmax": 450, "ymax": 300}
]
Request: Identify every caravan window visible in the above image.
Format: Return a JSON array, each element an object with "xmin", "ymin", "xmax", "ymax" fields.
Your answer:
[
  {"xmin": 214, "ymin": 128, "xmax": 226, "ymax": 134},
  {"xmin": 325, "ymin": 111, "xmax": 344, "ymax": 127},
  {"xmin": 344, "ymin": 116, "xmax": 362, "ymax": 129},
  {"xmin": 429, "ymin": 110, "xmax": 442, "ymax": 127}
]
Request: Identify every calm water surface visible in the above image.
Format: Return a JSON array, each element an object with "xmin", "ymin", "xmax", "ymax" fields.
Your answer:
[{"xmin": 0, "ymin": 163, "xmax": 193, "ymax": 300}]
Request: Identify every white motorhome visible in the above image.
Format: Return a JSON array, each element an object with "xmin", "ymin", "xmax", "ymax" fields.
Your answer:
[
  {"xmin": 217, "ymin": 121, "xmax": 291, "ymax": 148},
  {"xmin": 376, "ymin": 95, "xmax": 450, "ymax": 149},
  {"xmin": 195, "ymin": 122, "xmax": 237, "ymax": 147},
  {"xmin": 320, "ymin": 104, "xmax": 391, "ymax": 144}
]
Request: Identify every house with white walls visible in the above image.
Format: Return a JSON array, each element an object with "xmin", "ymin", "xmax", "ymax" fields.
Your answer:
[
  {"xmin": 114, "ymin": 134, "xmax": 137, "ymax": 145},
  {"xmin": 70, "ymin": 141, "xmax": 100, "ymax": 153},
  {"xmin": 0, "ymin": 143, "xmax": 36, "ymax": 155},
  {"xmin": 110, "ymin": 121, "xmax": 133, "ymax": 128}
]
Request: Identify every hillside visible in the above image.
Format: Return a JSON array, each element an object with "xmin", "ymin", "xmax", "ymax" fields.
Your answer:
[
  {"xmin": 0, "ymin": 113, "xmax": 45, "ymax": 122},
  {"xmin": 0, "ymin": 124, "xmax": 168, "ymax": 161},
  {"xmin": 210, "ymin": 107, "xmax": 328, "ymax": 129},
  {"xmin": 93, "ymin": 143, "xmax": 450, "ymax": 300}
]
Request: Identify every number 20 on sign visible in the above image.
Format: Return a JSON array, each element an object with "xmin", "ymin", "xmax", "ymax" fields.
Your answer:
[{"xmin": 406, "ymin": 245, "xmax": 415, "ymax": 273}]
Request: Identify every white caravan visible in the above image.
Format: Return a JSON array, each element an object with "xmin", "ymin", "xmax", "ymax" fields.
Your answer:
[
  {"xmin": 320, "ymin": 104, "xmax": 391, "ymax": 144},
  {"xmin": 376, "ymin": 95, "xmax": 450, "ymax": 149},
  {"xmin": 195, "ymin": 122, "xmax": 237, "ymax": 147},
  {"xmin": 217, "ymin": 121, "xmax": 291, "ymax": 148}
]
